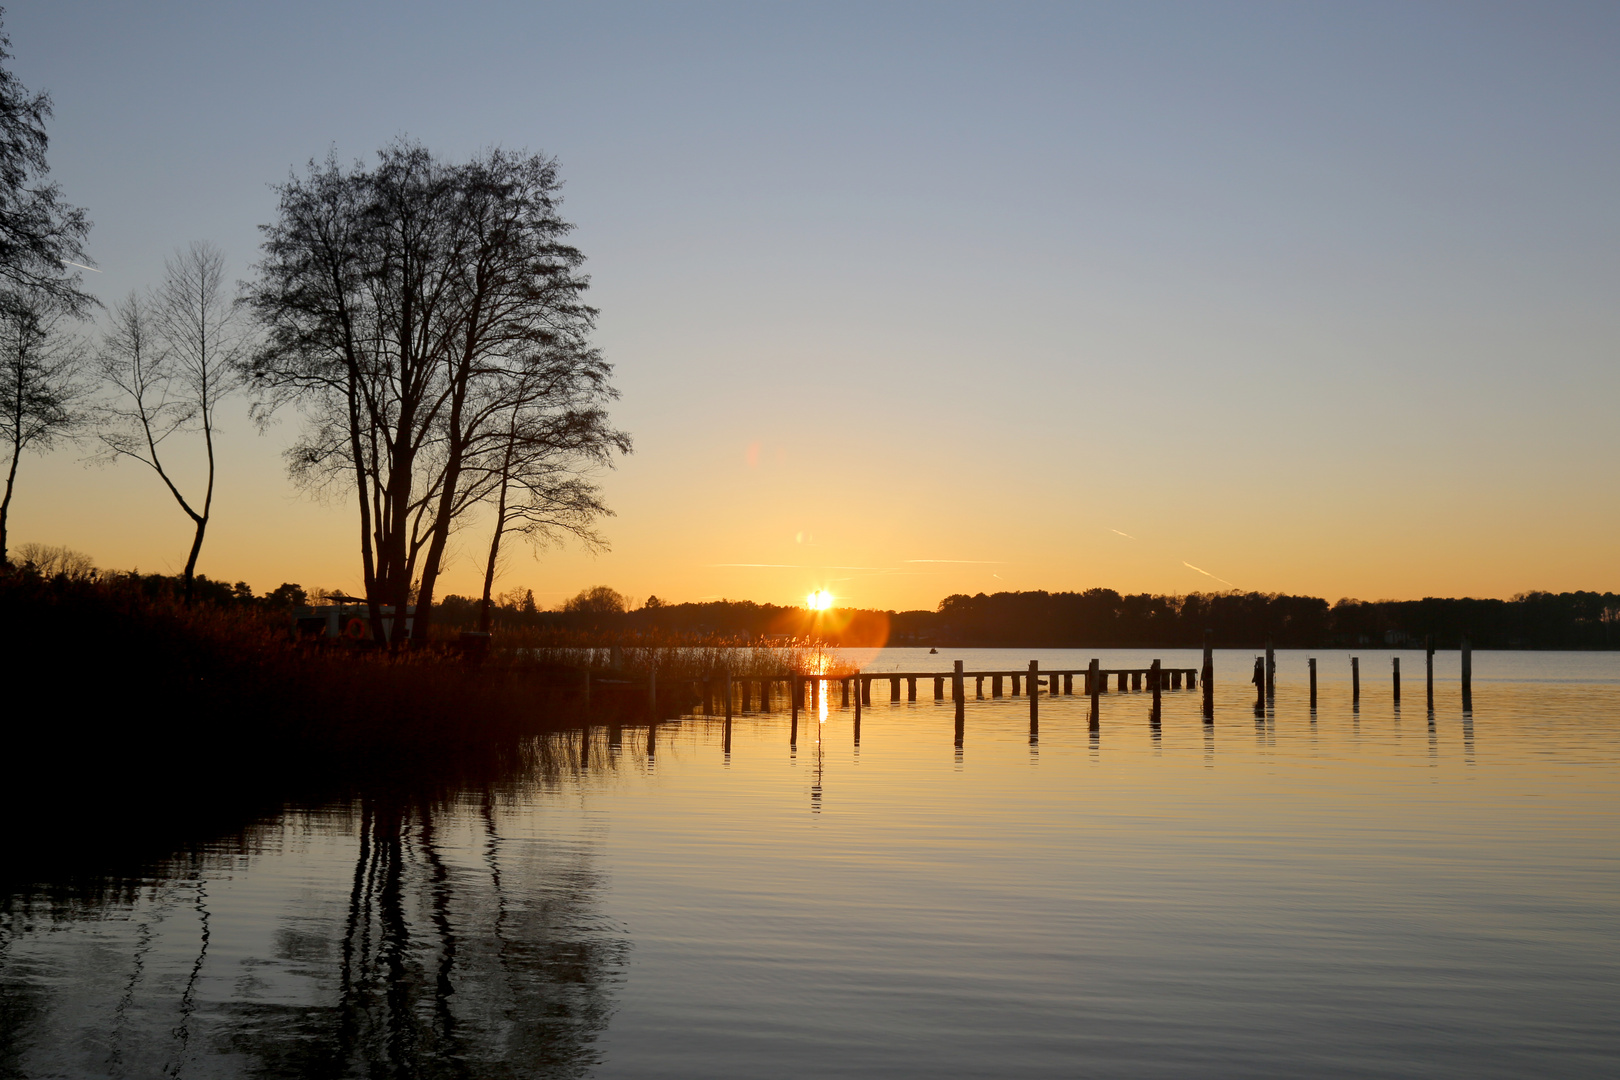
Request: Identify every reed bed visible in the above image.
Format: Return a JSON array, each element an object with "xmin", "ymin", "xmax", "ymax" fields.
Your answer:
[{"xmin": 483, "ymin": 625, "xmax": 861, "ymax": 682}]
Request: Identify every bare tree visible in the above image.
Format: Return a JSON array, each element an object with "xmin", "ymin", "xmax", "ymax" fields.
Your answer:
[
  {"xmin": 246, "ymin": 142, "xmax": 624, "ymax": 645},
  {"xmin": 0, "ymin": 288, "xmax": 85, "ymax": 565},
  {"xmin": 11, "ymin": 540, "xmax": 93, "ymax": 579},
  {"xmin": 0, "ymin": 13, "xmax": 93, "ymax": 316},
  {"xmin": 95, "ymin": 243, "xmax": 243, "ymax": 601}
]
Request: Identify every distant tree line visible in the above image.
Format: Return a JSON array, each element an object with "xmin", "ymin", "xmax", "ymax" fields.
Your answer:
[{"xmin": 430, "ymin": 586, "xmax": 1620, "ymax": 650}]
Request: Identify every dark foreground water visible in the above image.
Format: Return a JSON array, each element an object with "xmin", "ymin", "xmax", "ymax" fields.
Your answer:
[{"xmin": 3, "ymin": 649, "xmax": 1617, "ymax": 1078}]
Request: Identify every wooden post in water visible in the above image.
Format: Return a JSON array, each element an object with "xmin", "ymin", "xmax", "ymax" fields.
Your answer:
[
  {"xmin": 1425, "ymin": 636, "xmax": 1435, "ymax": 712},
  {"xmin": 811, "ymin": 678, "xmax": 821, "ymax": 708},
  {"xmin": 1064, "ymin": 673, "xmax": 1073, "ymax": 695},
  {"xmin": 1088, "ymin": 658, "xmax": 1101, "ymax": 729},
  {"xmin": 1265, "ymin": 639, "xmax": 1275, "ymax": 700},
  {"xmin": 1392, "ymin": 657, "xmax": 1401, "ymax": 705},
  {"xmin": 791, "ymin": 675, "xmax": 800, "ymax": 723},
  {"xmin": 723, "ymin": 715, "xmax": 731, "ymax": 754},
  {"xmin": 1150, "ymin": 659, "xmax": 1162, "ymax": 722},
  {"xmin": 1117, "ymin": 671, "xmax": 1127, "ymax": 692},
  {"xmin": 976, "ymin": 675, "xmax": 984, "ymax": 699},
  {"xmin": 840, "ymin": 679, "xmax": 848, "ymax": 708},
  {"xmin": 1028, "ymin": 660, "xmax": 1039, "ymax": 723},
  {"xmin": 889, "ymin": 676, "xmax": 901, "ymax": 703},
  {"xmin": 993, "ymin": 674, "xmax": 1004, "ymax": 697},
  {"xmin": 1351, "ymin": 656, "xmax": 1360, "ymax": 707},
  {"xmin": 1011, "ymin": 673, "xmax": 1021, "ymax": 696},
  {"xmin": 1461, "ymin": 637, "xmax": 1473, "ymax": 712},
  {"xmin": 934, "ymin": 676, "xmax": 944, "ymax": 700},
  {"xmin": 1131, "ymin": 671, "xmax": 1141, "ymax": 691},
  {"xmin": 955, "ymin": 662, "xmax": 966, "ymax": 741},
  {"xmin": 1308, "ymin": 658, "xmax": 1317, "ymax": 710},
  {"xmin": 907, "ymin": 677, "xmax": 917, "ymax": 702},
  {"xmin": 724, "ymin": 670, "xmax": 733, "ymax": 721},
  {"xmin": 861, "ymin": 676, "xmax": 871, "ymax": 706},
  {"xmin": 854, "ymin": 674, "xmax": 863, "ymax": 721},
  {"xmin": 740, "ymin": 677, "xmax": 752, "ymax": 713}
]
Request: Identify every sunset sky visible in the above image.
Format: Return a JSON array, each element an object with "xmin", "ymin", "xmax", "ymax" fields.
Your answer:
[{"xmin": 8, "ymin": 2, "xmax": 1618, "ymax": 610}]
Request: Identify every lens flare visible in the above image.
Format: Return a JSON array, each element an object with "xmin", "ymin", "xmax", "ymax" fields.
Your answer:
[{"xmin": 806, "ymin": 589, "xmax": 834, "ymax": 611}]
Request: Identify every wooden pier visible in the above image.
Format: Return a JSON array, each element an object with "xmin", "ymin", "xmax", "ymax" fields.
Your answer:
[
  {"xmin": 675, "ymin": 643, "xmax": 1476, "ymax": 729},
  {"xmin": 688, "ymin": 663, "xmax": 1200, "ymax": 722}
]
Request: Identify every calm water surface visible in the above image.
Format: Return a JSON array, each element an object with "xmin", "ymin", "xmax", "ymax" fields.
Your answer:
[{"xmin": 3, "ymin": 649, "xmax": 1618, "ymax": 1078}]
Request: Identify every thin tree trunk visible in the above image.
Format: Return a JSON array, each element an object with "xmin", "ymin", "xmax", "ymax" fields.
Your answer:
[
  {"xmin": 478, "ymin": 470, "xmax": 513, "ymax": 635},
  {"xmin": 182, "ymin": 516, "xmax": 207, "ymax": 603},
  {"xmin": 183, "ymin": 378, "xmax": 217, "ymax": 607},
  {"xmin": 1, "ymin": 434, "xmax": 20, "ymax": 568}
]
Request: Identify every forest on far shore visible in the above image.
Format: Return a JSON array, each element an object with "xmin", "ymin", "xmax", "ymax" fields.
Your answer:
[{"xmin": 439, "ymin": 586, "xmax": 1619, "ymax": 651}]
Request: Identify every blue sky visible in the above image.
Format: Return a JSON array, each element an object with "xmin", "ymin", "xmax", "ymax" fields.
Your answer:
[{"xmin": 10, "ymin": 2, "xmax": 1618, "ymax": 607}]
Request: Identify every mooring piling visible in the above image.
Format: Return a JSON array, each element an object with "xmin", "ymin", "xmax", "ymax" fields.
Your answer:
[
  {"xmin": 1203, "ymin": 632, "xmax": 1214, "ymax": 721},
  {"xmin": 1308, "ymin": 657, "xmax": 1317, "ymax": 710},
  {"xmin": 1088, "ymin": 658, "xmax": 1101, "ymax": 729},
  {"xmin": 1265, "ymin": 640, "xmax": 1275, "ymax": 700},
  {"xmin": 1028, "ymin": 660, "xmax": 1039, "ymax": 722},
  {"xmin": 1150, "ymin": 659, "xmax": 1162, "ymax": 723},
  {"xmin": 1351, "ymin": 656, "xmax": 1361, "ymax": 707},
  {"xmin": 1425, "ymin": 636, "xmax": 1435, "ymax": 713},
  {"xmin": 1392, "ymin": 657, "xmax": 1401, "ymax": 705},
  {"xmin": 1461, "ymin": 637, "xmax": 1473, "ymax": 712},
  {"xmin": 954, "ymin": 660, "xmax": 965, "ymax": 704},
  {"xmin": 724, "ymin": 670, "xmax": 733, "ymax": 721}
]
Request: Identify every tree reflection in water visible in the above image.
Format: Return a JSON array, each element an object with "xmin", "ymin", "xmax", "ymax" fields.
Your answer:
[{"xmin": 0, "ymin": 732, "xmax": 630, "ymax": 1079}]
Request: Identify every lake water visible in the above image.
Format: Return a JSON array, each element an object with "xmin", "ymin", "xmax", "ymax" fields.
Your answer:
[{"xmin": 3, "ymin": 649, "xmax": 1618, "ymax": 1078}]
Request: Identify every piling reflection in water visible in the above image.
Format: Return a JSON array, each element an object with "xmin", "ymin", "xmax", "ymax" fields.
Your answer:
[{"xmin": 0, "ymin": 743, "xmax": 628, "ymax": 1080}]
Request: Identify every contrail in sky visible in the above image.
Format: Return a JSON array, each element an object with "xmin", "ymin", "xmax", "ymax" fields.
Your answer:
[
  {"xmin": 904, "ymin": 559, "xmax": 1005, "ymax": 564},
  {"xmin": 1183, "ymin": 561, "xmax": 1237, "ymax": 589},
  {"xmin": 1110, "ymin": 529, "xmax": 1135, "ymax": 539},
  {"xmin": 61, "ymin": 260, "xmax": 100, "ymax": 272},
  {"xmin": 711, "ymin": 563, "xmax": 891, "ymax": 570}
]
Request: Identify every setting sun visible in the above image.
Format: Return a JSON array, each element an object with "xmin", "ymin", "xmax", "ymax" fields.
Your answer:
[{"xmin": 806, "ymin": 589, "xmax": 834, "ymax": 611}]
